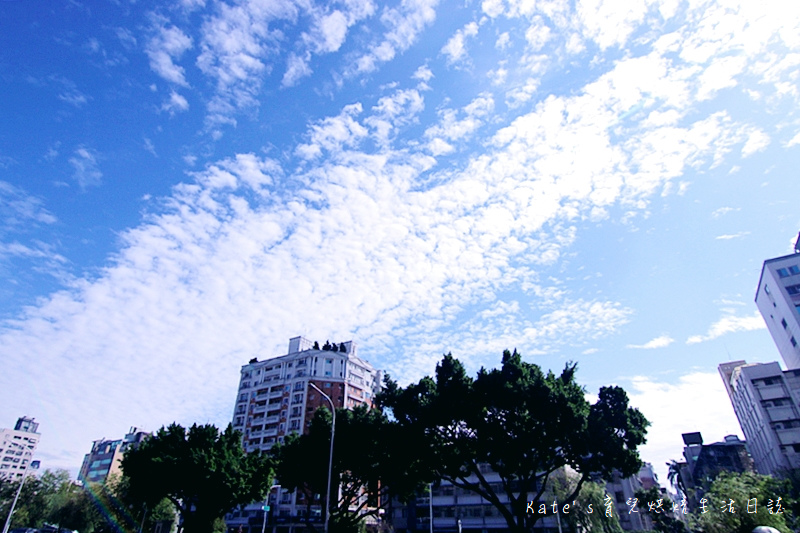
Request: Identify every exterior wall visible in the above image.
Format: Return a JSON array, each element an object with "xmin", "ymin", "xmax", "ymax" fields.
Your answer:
[
  {"xmin": 0, "ymin": 417, "xmax": 40, "ymax": 481},
  {"xmin": 228, "ymin": 336, "xmax": 382, "ymax": 533},
  {"xmin": 79, "ymin": 427, "xmax": 151, "ymax": 484},
  {"xmin": 719, "ymin": 361, "xmax": 800, "ymax": 475},
  {"xmin": 756, "ymin": 254, "xmax": 800, "ymax": 370}
]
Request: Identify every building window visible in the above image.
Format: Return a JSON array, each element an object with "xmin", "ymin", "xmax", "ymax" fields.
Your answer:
[
  {"xmin": 783, "ymin": 318, "xmax": 789, "ymax": 329},
  {"xmin": 792, "ymin": 337, "xmax": 798, "ymax": 348},
  {"xmin": 791, "ymin": 265, "xmax": 800, "ymax": 275},
  {"xmin": 765, "ymin": 285, "xmax": 771, "ymax": 295},
  {"xmin": 787, "ymin": 285, "xmax": 800, "ymax": 295},
  {"xmin": 778, "ymin": 268, "xmax": 790, "ymax": 278}
]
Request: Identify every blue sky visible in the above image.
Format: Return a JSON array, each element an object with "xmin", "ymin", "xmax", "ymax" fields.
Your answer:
[{"xmin": 2, "ymin": 0, "xmax": 800, "ymax": 485}]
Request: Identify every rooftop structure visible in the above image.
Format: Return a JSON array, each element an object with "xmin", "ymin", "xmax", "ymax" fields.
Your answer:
[{"xmin": 78, "ymin": 427, "xmax": 150, "ymax": 484}]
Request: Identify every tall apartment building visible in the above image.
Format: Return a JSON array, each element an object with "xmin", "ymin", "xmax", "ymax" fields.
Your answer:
[
  {"xmin": 719, "ymin": 361, "xmax": 800, "ymax": 475},
  {"xmin": 228, "ymin": 336, "xmax": 382, "ymax": 533},
  {"xmin": 756, "ymin": 251, "xmax": 800, "ymax": 369},
  {"xmin": 78, "ymin": 427, "xmax": 151, "ymax": 484},
  {"xmin": 0, "ymin": 416, "xmax": 40, "ymax": 481}
]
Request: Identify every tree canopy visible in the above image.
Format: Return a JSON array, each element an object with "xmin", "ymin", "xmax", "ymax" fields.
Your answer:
[
  {"xmin": 690, "ymin": 471, "xmax": 792, "ymax": 533},
  {"xmin": 273, "ymin": 405, "xmax": 428, "ymax": 533},
  {"xmin": 121, "ymin": 423, "xmax": 273, "ymax": 533},
  {"xmin": 379, "ymin": 350, "xmax": 649, "ymax": 532}
]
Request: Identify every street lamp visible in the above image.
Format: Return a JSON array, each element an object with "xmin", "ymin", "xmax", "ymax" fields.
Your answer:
[
  {"xmin": 260, "ymin": 484, "xmax": 280, "ymax": 533},
  {"xmin": 308, "ymin": 382, "xmax": 335, "ymax": 533},
  {"xmin": 2, "ymin": 441, "xmax": 39, "ymax": 533}
]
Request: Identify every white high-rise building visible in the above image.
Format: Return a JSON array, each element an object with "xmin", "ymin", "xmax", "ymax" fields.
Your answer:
[
  {"xmin": 719, "ymin": 361, "xmax": 800, "ymax": 475},
  {"xmin": 227, "ymin": 336, "xmax": 382, "ymax": 533},
  {"xmin": 756, "ymin": 251, "xmax": 800, "ymax": 369},
  {"xmin": 0, "ymin": 416, "xmax": 40, "ymax": 481}
]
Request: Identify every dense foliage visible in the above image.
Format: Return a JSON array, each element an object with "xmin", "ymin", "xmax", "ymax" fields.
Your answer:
[
  {"xmin": 121, "ymin": 423, "xmax": 273, "ymax": 533},
  {"xmin": 380, "ymin": 350, "xmax": 649, "ymax": 532},
  {"xmin": 689, "ymin": 471, "xmax": 791, "ymax": 533},
  {"xmin": 273, "ymin": 405, "xmax": 428, "ymax": 533}
]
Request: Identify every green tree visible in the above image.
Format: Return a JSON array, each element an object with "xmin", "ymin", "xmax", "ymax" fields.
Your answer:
[
  {"xmin": 273, "ymin": 405, "xmax": 428, "ymax": 533},
  {"xmin": 380, "ymin": 350, "xmax": 649, "ymax": 533},
  {"xmin": 121, "ymin": 423, "xmax": 273, "ymax": 533},
  {"xmin": 1, "ymin": 469, "xmax": 72, "ymax": 530},
  {"xmin": 551, "ymin": 472, "xmax": 624, "ymax": 533},
  {"xmin": 84, "ymin": 474, "xmax": 175, "ymax": 533},
  {"xmin": 690, "ymin": 471, "xmax": 791, "ymax": 533},
  {"xmin": 634, "ymin": 486, "xmax": 687, "ymax": 533}
]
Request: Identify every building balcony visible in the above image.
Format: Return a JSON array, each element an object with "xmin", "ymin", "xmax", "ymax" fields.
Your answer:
[
  {"xmin": 776, "ymin": 427, "xmax": 800, "ymax": 445},
  {"xmin": 759, "ymin": 385, "xmax": 788, "ymax": 401},
  {"xmin": 265, "ymin": 415, "xmax": 280, "ymax": 424},
  {"xmin": 767, "ymin": 406, "xmax": 799, "ymax": 422}
]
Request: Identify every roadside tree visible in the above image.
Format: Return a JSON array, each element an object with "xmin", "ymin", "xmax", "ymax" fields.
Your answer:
[
  {"xmin": 380, "ymin": 350, "xmax": 649, "ymax": 533},
  {"xmin": 121, "ymin": 423, "xmax": 272, "ymax": 533}
]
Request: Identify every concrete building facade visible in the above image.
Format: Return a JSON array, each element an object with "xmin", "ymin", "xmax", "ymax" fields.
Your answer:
[
  {"xmin": 227, "ymin": 336, "xmax": 382, "ymax": 533},
  {"xmin": 78, "ymin": 427, "xmax": 151, "ymax": 484},
  {"xmin": 0, "ymin": 416, "xmax": 40, "ymax": 481},
  {"xmin": 719, "ymin": 360, "xmax": 800, "ymax": 475},
  {"xmin": 756, "ymin": 252, "xmax": 800, "ymax": 369}
]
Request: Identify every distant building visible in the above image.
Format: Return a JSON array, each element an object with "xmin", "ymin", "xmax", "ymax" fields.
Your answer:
[
  {"xmin": 672, "ymin": 431, "xmax": 753, "ymax": 500},
  {"xmin": 227, "ymin": 336, "xmax": 382, "ymax": 533},
  {"xmin": 756, "ymin": 251, "xmax": 800, "ymax": 369},
  {"xmin": 0, "ymin": 416, "xmax": 40, "ymax": 481},
  {"xmin": 390, "ymin": 466, "xmax": 563, "ymax": 533},
  {"xmin": 78, "ymin": 427, "xmax": 150, "ymax": 484},
  {"xmin": 390, "ymin": 464, "xmax": 660, "ymax": 533},
  {"xmin": 605, "ymin": 465, "xmax": 657, "ymax": 531},
  {"xmin": 719, "ymin": 360, "xmax": 800, "ymax": 475}
]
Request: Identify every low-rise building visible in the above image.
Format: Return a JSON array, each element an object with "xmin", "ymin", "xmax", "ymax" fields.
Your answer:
[
  {"xmin": 671, "ymin": 431, "xmax": 753, "ymax": 501},
  {"xmin": 78, "ymin": 427, "xmax": 150, "ymax": 484}
]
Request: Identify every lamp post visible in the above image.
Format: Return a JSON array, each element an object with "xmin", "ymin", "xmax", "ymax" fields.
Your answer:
[
  {"xmin": 2, "ymin": 442, "xmax": 39, "ymax": 533},
  {"xmin": 260, "ymin": 484, "xmax": 280, "ymax": 533},
  {"xmin": 308, "ymin": 382, "xmax": 335, "ymax": 533}
]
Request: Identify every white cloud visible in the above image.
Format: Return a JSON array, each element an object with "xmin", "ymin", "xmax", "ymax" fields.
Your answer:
[
  {"xmin": 714, "ymin": 231, "xmax": 750, "ymax": 240},
  {"xmin": 686, "ymin": 312, "xmax": 765, "ymax": 344},
  {"xmin": 711, "ymin": 206, "xmax": 739, "ymax": 218},
  {"xmin": 627, "ymin": 335, "xmax": 674, "ymax": 349},
  {"xmin": 412, "ymin": 64, "xmax": 433, "ymax": 82},
  {"xmin": 741, "ymin": 128, "xmax": 770, "ymax": 157},
  {"xmin": 6, "ymin": 0, "xmax": 800, "ymax": 471},
  {"xmin": 282, "ymin": 52, "xmax": 313, "ymax": 87},
  {"xmin": 162, "ymin": 90, "xmax": 190, "ymax": 114},
  {"xmin": 311, "ymin": 10, "xmax": 350, "ymax": 53},
  {"xmin": 441, "ymin": 21, "xmax": 479, "ymax": 64},
  {"xmin": 145, "ymin": 17, "xmax": 193, "ymax": 86},
  {"xmin": 58, "ymin": 90, "xmax": 89, "ymax": 107},
  {"xmin": 0, "ymin": 181, "xmax": 57, "ymax": 228},
  {"xmin": 787, "ymin": 131, "xmax": 800, "ymax": 147},
  {"xmin": 197, "ymin": 0, "xmax": 297, "ymax": 123},
  {"xmin": 295, "ymin": 103, "xmax": 369, "ymax": 159},
  {"xmin": 68, "ymin": 147, "xmax": 103, "ymax": 189},
  {"xmin": 354, "ymin": 0, "xmax": 438, "ymax": 73}
]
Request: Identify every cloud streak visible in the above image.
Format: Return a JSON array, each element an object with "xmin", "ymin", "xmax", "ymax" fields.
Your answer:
[{"xmin": 687, "ymin": 312, "xmax": 765, "ymax": 344}]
